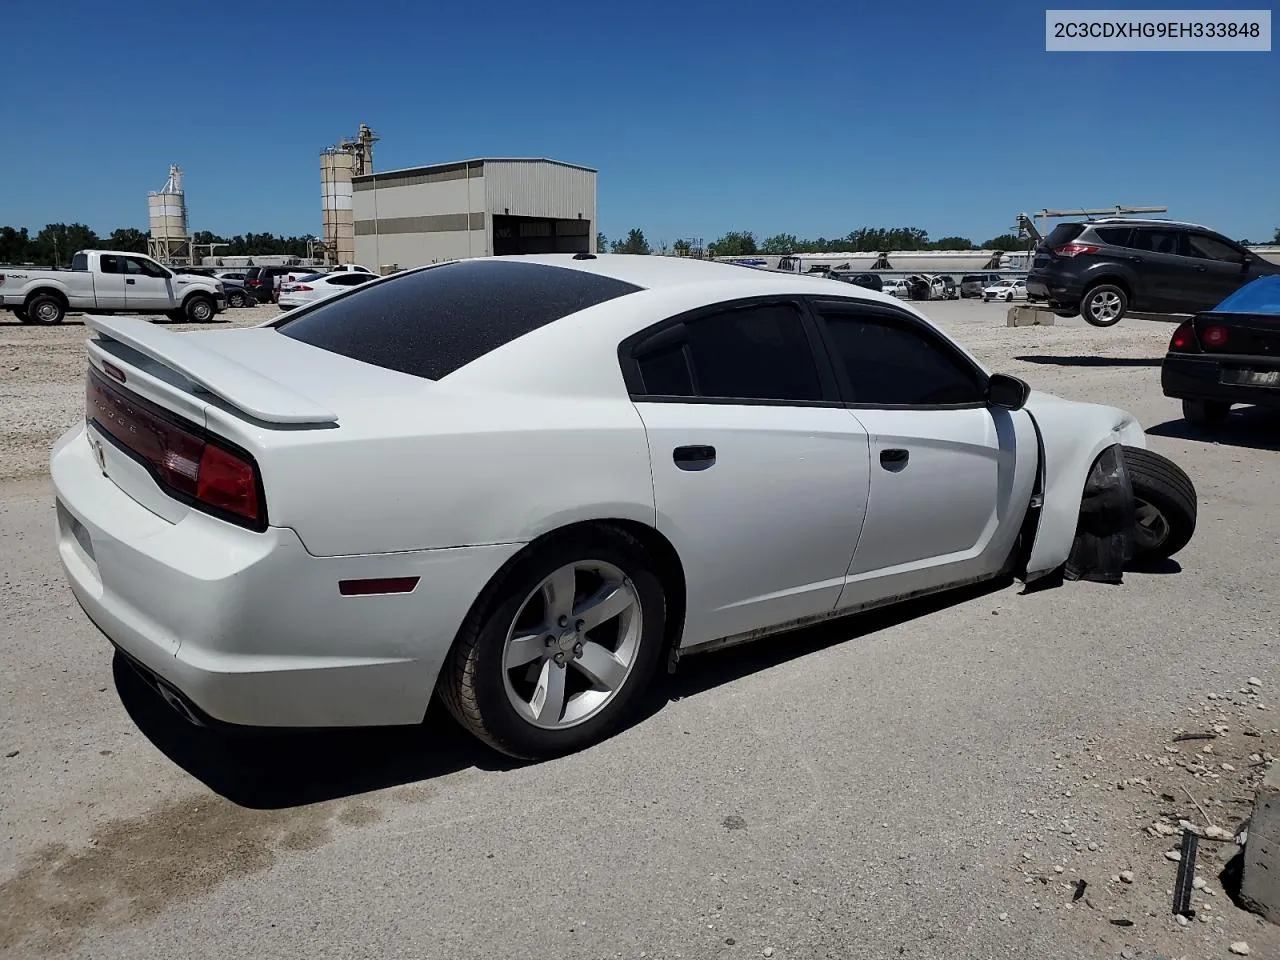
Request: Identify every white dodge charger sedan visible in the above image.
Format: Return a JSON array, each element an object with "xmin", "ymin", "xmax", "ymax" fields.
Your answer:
[{"xmin": 51, "ymin": 255, "xmax": 1197, "ymax": 759}]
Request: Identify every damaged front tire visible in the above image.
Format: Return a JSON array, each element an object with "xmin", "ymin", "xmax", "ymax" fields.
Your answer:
[{"xmin": 1123, "ymin": 446, "xmax": 1197, "ymax": 565}]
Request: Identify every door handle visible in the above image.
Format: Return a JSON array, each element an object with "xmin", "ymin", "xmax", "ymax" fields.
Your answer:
[
  {"xmin": 879, "ymin": 448, "xmax": 909, "ymax": 471},
  {"xmin": 673, "ymin": 445, "xmax": 716, "ymax": 470},
  {"xmin": 1127, "ymin": 256, "xmax": 1143, "ymax": 263},
  {"xmin": 125, "ymin": 278, "xmax": 135, "ymax": 284}
]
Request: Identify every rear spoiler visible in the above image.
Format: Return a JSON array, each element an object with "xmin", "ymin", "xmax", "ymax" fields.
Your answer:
[{"xmin": 84, "ymin": 314, "xmax": 339, "ymax": 425}]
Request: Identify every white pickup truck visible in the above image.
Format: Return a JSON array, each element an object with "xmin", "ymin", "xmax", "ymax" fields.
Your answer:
[{"xmin": 0, "ymin": 249, "xmax": 227, "ymax": 325}]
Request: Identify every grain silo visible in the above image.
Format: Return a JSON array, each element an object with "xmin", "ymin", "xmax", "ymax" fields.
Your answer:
[
  {"xmin": 147, "ymin": 164, "xmax": 192, "ymax": 264},
  {"xmin": 321, "ymin": 124, "xmax": 378, "ymax": 265}
]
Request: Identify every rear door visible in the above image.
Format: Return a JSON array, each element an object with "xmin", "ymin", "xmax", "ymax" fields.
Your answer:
[
  {"xmin": 92, "ymin": 254, "xmax": 128, "ymax": 309},
  {"xmin": 1126, "ymin": 227, "xmax": 1192, "ymax": 312},
  {"xmin": 806, "ymin": 298, "xmax": 1038, "ymax": 610},
  {"xmin": 624, "ymin": 298, "xmax": 873, "ymax": 649}
]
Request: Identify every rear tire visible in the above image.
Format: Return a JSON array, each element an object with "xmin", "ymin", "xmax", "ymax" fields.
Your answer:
[
  {"xmin": 26, "ymin": 293, "xmax": 65, "ymax": 325},
  {"xmin": 1182, "ymin": 398, "xmax": 1231, "ymax": 428},
  {"xmin": 14, "ymin": 307, "xmax": 29, "ymax": 323},
  {"xmin": 1080, "ymin": 284, "xmax": 1128, "ymax": 327},
  {"xmin": 184, "ymin": 295, "xmax": 215, "ymax": 323},
  {"xmin": 1123, "ymin": 446, "xmax": 1197, "ymax": 563},
  {"xmin": 438, "ymin": 524, "xmax": 667, "ymax": 760}
]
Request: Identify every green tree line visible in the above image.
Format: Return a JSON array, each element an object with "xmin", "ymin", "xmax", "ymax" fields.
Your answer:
[
  {"xmin": 1, "ymin": 223, "xmax": 326, "ymax": 267},
  {"xmin": 599, "ymin": 227, "xmax": 1032, "ymax": 259}
]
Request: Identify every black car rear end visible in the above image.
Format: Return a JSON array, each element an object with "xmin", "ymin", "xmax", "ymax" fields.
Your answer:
[{"xmin": 1161, "ymin": 278, "xmax": 1280, "ymax": 426}]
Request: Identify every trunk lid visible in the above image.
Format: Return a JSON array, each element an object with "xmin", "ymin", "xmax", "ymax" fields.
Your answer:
[{"xmin": 81, "ymin": 316, "xmax": 437, "ymax": 529}]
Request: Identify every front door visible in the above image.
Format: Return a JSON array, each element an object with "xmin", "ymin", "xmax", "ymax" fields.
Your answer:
[
  {"xmin": 1181, "ymin": 231, "xmax": 1256, "ymax": 310},
  {"xmin": 805, "ymin": 299, "xmax": 1038, "ymax": 609},
  {"xmin": 92, "ymin": 254, "xmax": 128, "ymax": 310},
  {"xmin": 626, "ymin": 299, "xmax": 872, "ymax": 649},
  {"xmin": 122, "ymin": 256, "xmax": 175, "ymax": 311}
]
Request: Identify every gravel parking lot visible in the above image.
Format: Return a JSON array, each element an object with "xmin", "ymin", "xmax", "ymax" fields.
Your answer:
[{"xmin": 2, "ymin": 299, "xmax": 1278, "ymax": 960}]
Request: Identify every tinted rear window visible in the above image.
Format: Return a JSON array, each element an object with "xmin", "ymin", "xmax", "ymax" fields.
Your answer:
[
  {"xmin": 1093, "ymin": 226, "xmax": 1131, "ymax": 246},
  {"xmin": 1044, "ymin": 223, "xmax": 1086, "ymax": 246},
  {"xmin": 276, "ymin": 259, "xmax": 643, "ymax": 380}
]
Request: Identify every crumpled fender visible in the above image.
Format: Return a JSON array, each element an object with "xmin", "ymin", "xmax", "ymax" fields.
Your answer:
[{"xmin": 1020, "ymin": 390, "xmax": 1147, "ymax": 582}]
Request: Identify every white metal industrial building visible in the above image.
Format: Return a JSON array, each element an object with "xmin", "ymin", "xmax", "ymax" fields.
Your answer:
[{"xmin": 351, "ymin": 157, "xmax": 597, "ymax": 270}]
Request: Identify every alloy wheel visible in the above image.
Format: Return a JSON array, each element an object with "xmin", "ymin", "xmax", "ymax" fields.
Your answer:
[{"xmin": 501, "ymin": 560, "xmax": 642, "ymax": 730}]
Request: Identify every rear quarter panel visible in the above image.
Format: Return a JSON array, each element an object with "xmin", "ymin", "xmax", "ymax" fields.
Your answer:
[{"xmin": 214, "ymin": 393, "xmax": 657, "ymax": 557}]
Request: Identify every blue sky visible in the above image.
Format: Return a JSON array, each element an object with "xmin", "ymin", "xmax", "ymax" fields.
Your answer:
[{"xmin": 1, "ymin": 0, "xmax": 1276, "ymax": 245}]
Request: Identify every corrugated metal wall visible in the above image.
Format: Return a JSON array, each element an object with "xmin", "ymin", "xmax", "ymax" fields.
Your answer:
[{"xmin": 484, "ymin": 161, "xmax": 596, "ymax": 223}]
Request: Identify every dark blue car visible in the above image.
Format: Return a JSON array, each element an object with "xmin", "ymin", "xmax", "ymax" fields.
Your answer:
[{"xmin": 1161, "ymin": 275, "xmax": 1280, "ymax": 426}]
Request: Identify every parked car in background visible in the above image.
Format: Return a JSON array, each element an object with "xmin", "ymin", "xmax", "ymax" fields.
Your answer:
[
  {"xmin": 1161, "ymin": 275, "xmax": 1280, "ymax": 427},
  {"xmin": 0, "ymin": 250, "xmax": 225, "ymax": 324},
  {"xmin": 244, "ymin": 266, "xmax": 325, "ymax": 304},
  {"xmin": 176, "ymin": 269, "xmax": 253, "ymax": 308},
  {"xmin": 882, "ymin": 279, "xmax": 912, "ymax": 298},
  {"xmin": 278, "ymin": 270, "xmax": 377, "ymax": 310},
  {"xmin": 53, "ymin": 254, "xmax": 1196, "ymax": 761},
  {"xmin": 961, "ymin": 273, "xmax": 1004, "ymax": 298},
  {"xmin": 329, "ymin": 264, "xmax": 374, "ymax": 274},
  {"xmin": 984, "ymin": 279, "xmax": 1028, "ymax": 302},
  {"xmin": 1026, "ymin": 218, "xmax": 1280, "ymax": 328},
  {"xmin": 830, "ymin": 271, "xmax": 883, "ymax": 292},
  {"xmin": 929, "ymin": 275, "xmax": 958, "ymax": 300}
]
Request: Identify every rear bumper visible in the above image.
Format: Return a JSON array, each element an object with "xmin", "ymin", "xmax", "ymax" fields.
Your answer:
[
  {"xmin": 51, "ymin": 422, "xmax": 522, "ymax": 728},
  {"xmin": 1161, "ymin": 354, "xmax": 1280, "ymax": 408},
  {"xmin": 1025, "ymin": 272, "xmax": 1082, "ymax": 304}
]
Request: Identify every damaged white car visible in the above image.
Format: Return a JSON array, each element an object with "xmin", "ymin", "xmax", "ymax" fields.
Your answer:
[{"xmin": 51, "ymin": 255, "xmax": 1196, "ymax": 759}]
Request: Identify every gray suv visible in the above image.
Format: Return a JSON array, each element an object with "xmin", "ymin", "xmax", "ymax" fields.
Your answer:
[{"xmin": 1026, "ymin": 218, "xmax": 1279, "ymax": 327}]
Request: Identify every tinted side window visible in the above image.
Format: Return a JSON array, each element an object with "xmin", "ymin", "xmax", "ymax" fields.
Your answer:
[
  {"xmin": 634, "ymin": 303, "xmax": 823, "ymax": 402},
  {"xmin": 687, "ymin": 304, "xmax": 821, "ymax": 401},
  {"xmin": 278, "ymin": 260, "xmax": 643, "ymax": 381},
  {"xmin": 99, "ymin": 255, "xmax": 120, "ymax": 274},
  {"xmin": 821, "ymin": 312, "xmax": 986, "ymax": 406},
  {"xmin": 1129, "ymin": 229, "xmax": 1180, "ymax": 254},
  {"xmin": 1183, "ymin": 233, "xmax": 1241, "ymax": 262},
  {"xmin": 1093, "ymin": 227, "xmax": 1131, "ymax": 246}
]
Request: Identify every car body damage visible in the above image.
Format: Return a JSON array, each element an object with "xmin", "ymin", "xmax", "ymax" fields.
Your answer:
[{"xmin": 1019, "ymin": 390, "xmax": 1148, "ymax": 583}]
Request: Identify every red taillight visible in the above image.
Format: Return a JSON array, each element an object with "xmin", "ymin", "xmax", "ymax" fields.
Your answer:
[
  {"xmin": 291, "ymin": 285, "xmax": 313, "ymax": 292},
  {"xmin": 1053, "ymin": 243, "xmax": 1099, "ymax": 258},
  {"xmin": 1201, "ymin": 324, "xmax": 1229, "ymax": 349},
  {"xmin": 246, "ymin": 278, "xmax": 262, "ymax": 287},
  {"xmin": 86, "ymin": 368, "xmax": 264, "ymax": 527},
  {"xmin": 1169, "ymin": 321, "xmax": 1197, "ymax": 352},
  {"xmin": 196, "ymin": 444, "xmax": 260, "ymax": 520}
]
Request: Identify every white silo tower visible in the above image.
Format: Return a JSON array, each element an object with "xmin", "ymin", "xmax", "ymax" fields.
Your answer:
[
  {"xmin": 147, "ymin": 164, "xmax": 192, "ymax": 264},
  {"xmin": 321, "ymin": 124, "xmax": 378, "ymax": 265}
]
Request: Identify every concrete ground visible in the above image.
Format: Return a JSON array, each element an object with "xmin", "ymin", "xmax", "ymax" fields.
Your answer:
[{"xmin": 2, "ymin": 297, "xmax": 1279, "ymax": 960}]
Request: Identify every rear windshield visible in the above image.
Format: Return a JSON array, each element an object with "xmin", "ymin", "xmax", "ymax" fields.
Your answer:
[
  {"xmin": 1044, "ymin": 223, "xmax": 1086, "ymax": 247},
  {"xmin": 276, "ymin": 259, "xmax": 644, "ymax": 380}
]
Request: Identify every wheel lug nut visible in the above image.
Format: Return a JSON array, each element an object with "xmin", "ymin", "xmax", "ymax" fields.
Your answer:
[
  {"xmin": 558, "ymin": 615, "xmax": 569, "ymax": 627},
  {"xmin": 575, "ymin": 619, "xmax": 585, "ymax": 631},
  {"xmin": 545, "ymin": 636, "xmax": 555, "ymax": 648},
  {"xmin": 554, "ymin": 652, "xmax": 565, "ymax": 665},
  {"xmin": 573, "ymin": 643, "xmax": 583, "ymax": 657}
]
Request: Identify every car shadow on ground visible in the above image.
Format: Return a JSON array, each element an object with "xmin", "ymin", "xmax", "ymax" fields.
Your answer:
[
  {"xmin": 1147, "ymin": 408, "xmax": 1280, "ymax": 452},
  {"xmin": 112, "ymin": 653, "xmax": 520, "ymax": 810},
  {"xmin": 116, "ymin": 579, "xmax": 1016, "ymax": 809},
  {"xmin": 1014, "ymin": 355, "xmax": 1163, "ymax": 368}
]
